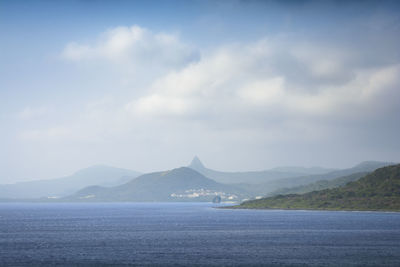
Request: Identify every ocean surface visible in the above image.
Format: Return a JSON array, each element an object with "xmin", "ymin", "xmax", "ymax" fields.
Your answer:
[{"xmin": 0, "ymin": 203, "xmax": 400, "ymax": 266}]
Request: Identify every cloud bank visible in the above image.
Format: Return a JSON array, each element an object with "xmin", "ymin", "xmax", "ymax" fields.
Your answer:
[{"xmin": 13, "ymin": 22, "xmax": 400, "ymax": 177}]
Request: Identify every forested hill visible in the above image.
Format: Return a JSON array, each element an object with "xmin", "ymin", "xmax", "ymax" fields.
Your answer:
[
  {"xmin": 234, "ymin": 164, "xmax": 400, "ymax": 211},
  {"xmin": 267, "ymin": 172, "xmax": 369, "ymax": 196}
]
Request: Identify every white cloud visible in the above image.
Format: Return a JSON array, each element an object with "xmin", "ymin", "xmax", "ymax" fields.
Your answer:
[
  {"xmin": 61, "ymin": 25, "xmax": 199, "ymax": 70},
  {"xmin": 123, "ymin": 38, "xmax": 400, "ymax": 125},
  {"xmin": 291, "ymin": 43, "xmax": 350, "ymax": 80},
  {"xmin": 131, "ymin": 94, "xmax": 192, "ymax": 117},
  {"xmin": 238, "ymin": 77, "xmax": 285, "ymax": 106}
]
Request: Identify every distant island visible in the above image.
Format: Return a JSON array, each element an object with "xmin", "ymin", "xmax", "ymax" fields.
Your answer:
[{"xmin": 230, "ymin": 164, "xmax": 400, "ymax": 211}]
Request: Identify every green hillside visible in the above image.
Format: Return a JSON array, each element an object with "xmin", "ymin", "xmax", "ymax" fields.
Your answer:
[
  {"xmin": 63, "ymin": 167, "xmax": 248, "ymax": 202},
  {"xmin": 234, "ymin": 164, "xmax": 400, "ymax": 211},
  {"xmin": 268, "ymin": 172, "xmax": 369, "ymax": 196}
]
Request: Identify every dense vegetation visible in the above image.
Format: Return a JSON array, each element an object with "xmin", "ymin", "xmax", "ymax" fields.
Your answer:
[
  {"xmin": 268, "ymin": 172, "xmax": 369, "ymax": 196},
  {"xmin": 235, "ymin": 164, "xmax": 400, "ymax": 211}
]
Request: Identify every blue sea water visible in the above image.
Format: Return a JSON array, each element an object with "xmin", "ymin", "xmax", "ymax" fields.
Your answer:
[{"xmin": 0, "ymin": 203, "xmax": 400, "ymax": 266}]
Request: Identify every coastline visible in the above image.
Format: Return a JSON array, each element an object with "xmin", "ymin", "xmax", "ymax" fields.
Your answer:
[{"xmin": 219, "ymin": 205, "xmax": 400, "ymax": 212}]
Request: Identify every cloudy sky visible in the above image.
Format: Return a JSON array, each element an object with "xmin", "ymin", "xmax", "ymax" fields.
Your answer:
[{"xmin": 1, "ymin": 0, "xmax": 400, "ymax": 183}]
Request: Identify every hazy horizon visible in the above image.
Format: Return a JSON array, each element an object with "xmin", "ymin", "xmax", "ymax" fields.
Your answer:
[{"xmin": 1, "ymin": 0, "xmax": 400, "ymax": 183}]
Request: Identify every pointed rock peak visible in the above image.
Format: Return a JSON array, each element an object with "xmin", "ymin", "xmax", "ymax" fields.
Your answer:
[{"xmin": 189, "ymin": 156, "xmax": 205, "ymax": 170}]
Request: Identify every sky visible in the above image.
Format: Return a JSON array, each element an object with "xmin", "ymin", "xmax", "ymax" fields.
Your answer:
[{"xmin": 1, "ymin": 0, "xmax": 400, "ymax": 183}]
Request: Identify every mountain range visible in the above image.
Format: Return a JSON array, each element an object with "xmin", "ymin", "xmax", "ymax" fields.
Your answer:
[
  {"xmin": 0, "ymin": 165, "xmax": 141, "ymax": 199},
  {"xmin": 188, "ymin": 156, "xmax": 336, "ymax": 184},
  {"xmin": 234, "ymin": 161, "xmax": 394, "ymax": 196},
  {"xmin": 234, "ymin": 164, "xmax": 400, "ymax": 211},
  {"xmin": 53, "ymin": 158, "xmax": 395, "ymax": 203},
  {"xmin": 0, "ymin": 157, "xmax": 395, "ymax": 204}
]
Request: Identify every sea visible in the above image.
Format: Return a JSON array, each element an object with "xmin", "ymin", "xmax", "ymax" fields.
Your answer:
[{"xmin": 0, "ymin": 202, "xmax": 399, "ymax": 266}]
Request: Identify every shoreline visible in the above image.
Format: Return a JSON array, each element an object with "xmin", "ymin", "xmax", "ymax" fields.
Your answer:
[{"xmin": 218, "ymin": 205, "xmax": 400, "ymax": 213}]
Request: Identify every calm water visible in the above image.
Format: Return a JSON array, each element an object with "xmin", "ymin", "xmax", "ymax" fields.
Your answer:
[{"xmin": 0, "ymin": 203, "xmax": 399, "ymax": 266}]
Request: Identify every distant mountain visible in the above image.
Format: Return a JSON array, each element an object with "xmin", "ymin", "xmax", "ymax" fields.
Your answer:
[
  {"xmin": 234, "ymin": 164, "xmax": 400, "ymax": 211},
  {"xmin": 239, "ymin": 161, "xmax": 395, "ymax": 196},
  {"xmin": 1, "ymin": 158, "xmax": 394, "ymax": 202},
  {"xmin": 268, "ymin": 172, "xmax": 369, "ymax": 196},
  {"xmin": 274, "ymin": 160, "xmax": 394, "ymax": 187},
  {"xmin": 188, "ymin": 156, "xmax": 335, "ymax": 184},
  {"xmin": 270, "ymin": 166, "xmax": 338, "ymax": 175},
  {"xmin": 63, "ymin": 167, "xmax": 248, "ymax": 202},
  {"xmin": 0, "ymin": 165, "xmax": 141, "ymax": 199},
  {"xmin": 188, "ymin": 157, "xmax": 394, "ymax": 196}
]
